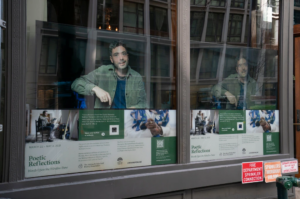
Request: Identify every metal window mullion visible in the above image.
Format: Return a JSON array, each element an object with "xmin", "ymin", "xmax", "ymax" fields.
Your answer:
[
  {"xmin": 200, "ymin": 3, "xmax": 210, "ymax": 41},
  {"xmin": 279, "ymin": 0, "xmax": 293, "ymax": 156},
  {"xmin": 240, "ymin": 0, "xmax": 248, "ymax": 43},
  {"xmin": 221, "ymin": 0, "xmax": 231, "ymax": 43},
  {"xmin": 119, "ymin": 0, "xmax": 124, "ymax": 33},
  {"xmin": 177, "ymin": 0, "xmax": 190, "ymax": 164},
  {"xmin": 144, "ymin": 0, "xmax": 151, "ymax": 106}
]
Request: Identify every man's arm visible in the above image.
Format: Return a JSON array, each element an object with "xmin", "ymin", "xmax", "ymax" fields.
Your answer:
[
  {"xmin": 71, "ymin": 68, "xmax": 112, "ymax": 105},
  {"xmin": 211, "ymin": 81, "xmax": 237, "ymax": 106},
  {"xmin": 71, "ymin": 70, "xmax": 99, "ymax": 96}
]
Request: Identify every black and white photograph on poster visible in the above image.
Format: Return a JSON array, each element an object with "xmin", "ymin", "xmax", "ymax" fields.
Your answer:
[
  {"xmin": 246, "ymin": 110, "xmax": 279, "ymax": 133},
  {"xmin": 190, "ymin": 110, "xmax": 219, "ymax": 135},
  {"xmin": 124, "ymin": 110, "xmax": 176, "ymax": 138},
  {"xmin": 25, "ymin": 109, "xmax": 79, "ymax": 143}
]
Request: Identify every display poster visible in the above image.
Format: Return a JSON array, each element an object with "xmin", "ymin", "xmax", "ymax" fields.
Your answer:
[
  {"xmin": 190, "ymin": 110, "xmax": 279, "ymax": 162},
  {"xmin": 25, "ymin": 109, "xmax": 176, "ymax": 178},
  {"xmin": 264, "ymin": 161, "xmax": 281, "ymax": 183},
  {"xmin": 281, "ymin": 160, "xmax": 298, "ymax": 174},
  {"xmin": 242, "ymin": 161, "xmax": 264, "ymax": 184}
]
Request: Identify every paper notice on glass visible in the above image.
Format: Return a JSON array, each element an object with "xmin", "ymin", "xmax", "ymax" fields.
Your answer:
[
  {"xmin": 281, "ymin": 160, "xmax": 298, "ymax": 174},
  {"xmin": 264, "ymin": 161, "xmax": 281, "ymax": 183}
]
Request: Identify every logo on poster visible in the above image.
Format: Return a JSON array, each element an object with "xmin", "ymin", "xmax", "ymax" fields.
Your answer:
[
  {"xmin": 242, "ymin": 148, "xmax": 246, "ymax": 154},
  {"xmin": 101, "ymin": 132, "xmax": 105, "ymax": 136},
  {"xmin": 157, "ymin": 140, "xmax": 164, "ymax": 148},
  {"xmin": 78, "ymin": 164, "xmax": 83, "ymax": 169},
  {"xmin": 117, "ymin": 157, "xmax": 123, "ymax": 165}
]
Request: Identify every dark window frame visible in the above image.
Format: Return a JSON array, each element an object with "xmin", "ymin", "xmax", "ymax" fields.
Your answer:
[{"xmin": 0, "ymin": 1, "xmax": 296, "ymax": 199}]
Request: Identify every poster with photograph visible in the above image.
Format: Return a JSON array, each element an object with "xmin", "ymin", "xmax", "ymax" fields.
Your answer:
[
  {"xmin": 190, "ymin": 110, "xmax": 280, "ymax": 162},
  {"xmin": 24, "ymin": 109, "xmax": 176, "ymax": 178}
]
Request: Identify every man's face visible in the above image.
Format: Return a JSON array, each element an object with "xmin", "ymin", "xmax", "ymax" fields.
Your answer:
[
  {"xmin": 236, "ymin": 58, "xmax": 248, "ymax": 78},
  {"xmin": 110, "ymin": 46, "xmax": 129, "ymax": 70}
]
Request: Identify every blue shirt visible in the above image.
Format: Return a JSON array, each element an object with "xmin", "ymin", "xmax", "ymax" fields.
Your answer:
[{"xmin": 111, "ymin": 79, "xmax": 126, "ymax": 109}]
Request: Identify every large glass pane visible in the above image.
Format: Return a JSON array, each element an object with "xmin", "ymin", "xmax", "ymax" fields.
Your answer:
[
  {"xmin": 25, "ymin": 0, "xmax": 177, "ymax": 178},
  {"xmin": 190, "ymin": 0, "xmax": 280, "ymax": 162}
]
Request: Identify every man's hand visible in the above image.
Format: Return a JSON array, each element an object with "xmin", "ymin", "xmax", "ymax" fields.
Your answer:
[
  {"xmin": 145, "ymin": 118, "xmax": 162, "ymax": 136},
  {"xmin": 92, "ymin": 86, "xmax": 112, "ymax": 105},
  {"xmin": 224, "ymin": 91, "xmax": 237, "ymax": 107},
  {"xmin": 260, "ymin": 120, "xmax": 271, "ymax": 132}
]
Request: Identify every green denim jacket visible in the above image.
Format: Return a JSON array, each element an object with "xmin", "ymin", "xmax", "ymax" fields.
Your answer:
[
  {"xmin": 211, "ymin": 74, "xmax": 257, "ymax": 109},
  {"xmin": 71, "ymin": 64, "xmax": 148, "ymax": 108}
]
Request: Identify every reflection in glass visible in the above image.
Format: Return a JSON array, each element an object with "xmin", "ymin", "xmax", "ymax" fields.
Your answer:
[
  {"xmin": 150, "ymin": 6, "xmax": 169, "ymax": 37},
  {"xmin": 231, "ymin": 0, "xmax": 244, "ymax": 8},
  {"xmin": 123, "ymin": 2, "xmax": 144, "ymax": 34},
  {"xmin": 25, "ymin": 0, "xmax": 177, "ymax": 176},
  {"xmin": 206, "ymin": 13, "xmax": 224, "ymax": 42},
  {"xmin": 199, "ymin": 49, "xmax": 220, "ymax": 79},
  {"xmin": 227, "ymin": 14, "xmax": 243, "ymax": 43},
  {"xmin": 211, "ymin": 0, "xmax": 225, "ymax": 7},
  {"xmin": 190, "ymin": 12, "xmax": 205, "ymax": 41},
  {"xmin": 190, "ymin": 0, "xmax": 280, "ymax": 111},
  {"xmin": 190, "ymin": 0, "xmax": 206, "ymax": 6}
]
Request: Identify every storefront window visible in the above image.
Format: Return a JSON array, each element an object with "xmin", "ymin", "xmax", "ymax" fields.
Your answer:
[
  {"xmin": 25, "ymin": 0, "xmax": 177, "ymax": 178},
  {"xmin": 190, "ymin": 0, "xmax": 280, "ymax": 161}
]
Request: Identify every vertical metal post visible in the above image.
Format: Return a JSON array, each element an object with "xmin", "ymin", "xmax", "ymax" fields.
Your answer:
[{"xmin": 0, "ymin": 0, "xmax": 6, "ymax": 116}]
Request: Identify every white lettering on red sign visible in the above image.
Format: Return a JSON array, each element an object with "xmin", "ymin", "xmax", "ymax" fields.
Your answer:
[
  {"xmin": 281, "ymin": 160, "xmax": 298, "ymax": 174},
  {"xmin": 242, "ymin": 161, "xmax": 264, "ymax": 184}
]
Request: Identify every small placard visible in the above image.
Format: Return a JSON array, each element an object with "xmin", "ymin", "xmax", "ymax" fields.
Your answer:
[
  {"xmin": 242, "ymin": 161, "xmax": 264, "ymax": 184},
  {"xmin": 264, "ymin": 161, "xmax": 281, "ymax": 183},
  {"xmin": 281, "ymin": 160, "xmax": 298, "ymax": 174}
]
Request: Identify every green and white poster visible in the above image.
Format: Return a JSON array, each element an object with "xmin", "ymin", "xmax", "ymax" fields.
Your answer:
[
  {"xmin": 25, "ymin": 109, "xmax": 176, "ymax": 178},
  {"xmin": 190, "ymin": 110, "xmax": 279, "ymax": 162}
]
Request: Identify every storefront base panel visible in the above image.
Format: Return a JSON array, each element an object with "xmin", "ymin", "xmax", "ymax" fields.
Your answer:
[{"xmin": 0, "ymin": 181, "xmax": 295, "ymax": 199}]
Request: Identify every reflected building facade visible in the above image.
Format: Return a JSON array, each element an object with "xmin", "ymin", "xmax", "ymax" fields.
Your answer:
[
  {"xmin": 190, "ymin": 0, "xmax": 280, "ymax": 110},
  {"xmin": 26, "ymin": 0, "xmax": 177, "ymax": 110}
]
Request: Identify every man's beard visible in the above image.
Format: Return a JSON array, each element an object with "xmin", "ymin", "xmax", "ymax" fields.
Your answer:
[{"xmin": 113, "ymin": 60, "xmax": 128, "ymax": 71}]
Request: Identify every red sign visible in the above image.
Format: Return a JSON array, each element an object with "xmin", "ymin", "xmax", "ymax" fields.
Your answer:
[
  {"xmin": 242, "ymin": 161, "xmax": 264, "ymax": 184},
  {"xmin": 281, "ymin": 160, "xmax": 298, "ymax": 174}
]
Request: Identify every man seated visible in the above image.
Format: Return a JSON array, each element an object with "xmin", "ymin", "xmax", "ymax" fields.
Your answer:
[
  {"xmin": 71, "ymin": 41, "xmax": 148, "ymax": 109},
  {"xmin": 38, "ymin": 110, "xmax": 55, "ymax": 141},
  {"xmin": 211, "ymin": 57, "xmax": 257, "ymax": 109}
]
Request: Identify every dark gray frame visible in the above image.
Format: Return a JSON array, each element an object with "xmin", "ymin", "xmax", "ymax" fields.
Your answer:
[{"xmin": 0, "ymin": 0, "xmax": 296, "ymax": 198}]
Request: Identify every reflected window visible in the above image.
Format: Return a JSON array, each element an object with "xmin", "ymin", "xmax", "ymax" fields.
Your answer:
[
  {"xmin": 295, "ymin": 10, "xmax": 300, "ymax": 25},
  {"xmin": 150, "ymin": 6, "xmax": 169, "ymax": 37},
  {"xmin": 190, "ymin": 0, "xmax": 206, "ymax": 6},
  {"xmin": 227, "ymin": 14, "xmax": 243, "ymax": 43},
  {"xmin": 199, "ymin": 48, "xmax": 220, "ymax": 79},
  {"xmin": 96, "ymin": 0, "xmax": 120, "ymax": 31},
  {"xmin": 151, "ymin": 44, "xmax": 170, "ymax": 77},
  {"xmin": 231, "ymin": 0, "xmax": 244, "ymax": 8},
  {"xmin": 39, "ymin": 37, "xmax": 58, "ymax": 74},
  {"xmin": 190, "ymin": 12, "xmax": 205, "ymax": 41},
  {"xmin": 206, "ymin": 13, "xmax": 224, "ymax": 42},
  {"xmin": 296, "ymin": 0, "xmax": 300, "ymax": 7},
  {"xmin": 190, "ymin": 49, "xmax": 200, "ymax": 79},
  {"xmin": 123, "ymin": 2, "xmax": 144, "ymax": 34},
  {"xmin": 210, "ymin": 0, "xmax": 225, "ymax": 7},
  {"xmin": 38, "ymin": 85, "xmax": 57, "ymax": 109}
]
